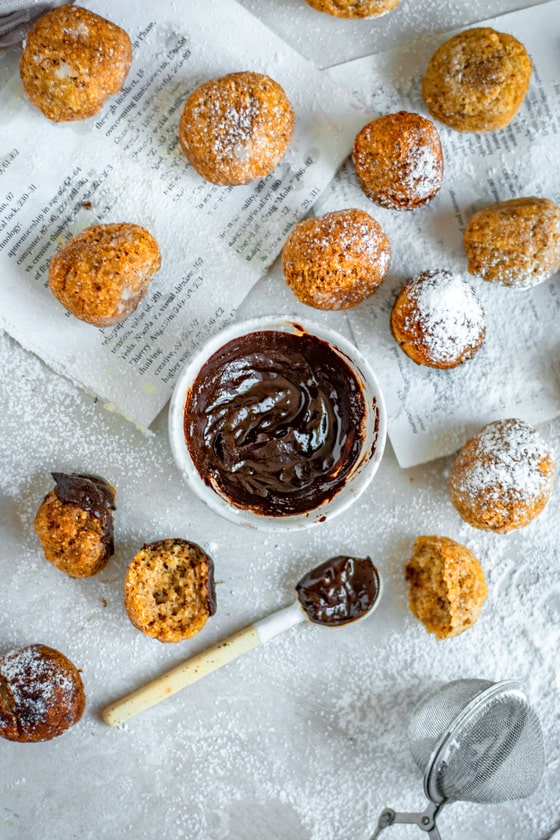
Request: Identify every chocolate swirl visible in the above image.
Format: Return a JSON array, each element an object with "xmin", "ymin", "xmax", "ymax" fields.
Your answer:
[
  {"xmin": 184, "ymin": 330, "xmax": 366, "ymax": 516},
  {"xmin": 296, "ymin": 555, "xmax": 380, "ymax": 626}
]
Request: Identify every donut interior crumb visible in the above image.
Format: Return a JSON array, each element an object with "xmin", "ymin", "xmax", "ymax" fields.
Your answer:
[
  {"xmin": 125, "ymin": 540, "xmax": 215, "ymax": 642},
  {"xmin": 405, "ymin": 535, "xmax": 487, "ymax": 639}
]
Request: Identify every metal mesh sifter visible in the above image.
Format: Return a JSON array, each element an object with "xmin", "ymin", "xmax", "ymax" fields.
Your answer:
[{"xmin": 369, "ymin": 679, "xmax": 545, "ymax": 839}]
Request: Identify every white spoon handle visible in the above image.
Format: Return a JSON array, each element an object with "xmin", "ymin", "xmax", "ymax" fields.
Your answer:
[
  {"xmin": 254, "ymin": 601, "xmax": 305, "ymax": 642},
  {"xmin": 102, "ymin": 602, "xmax": 304, "ymax": 727}
]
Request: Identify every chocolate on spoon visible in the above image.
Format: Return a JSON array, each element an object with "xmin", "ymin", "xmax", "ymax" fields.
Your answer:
[
  {"xmin": 296, "ymin": 555, "xmax": 380, "ymax": 626},
  {"xmin": 102, "ymin": 555, "xmax": 382, "ymax": 726}
]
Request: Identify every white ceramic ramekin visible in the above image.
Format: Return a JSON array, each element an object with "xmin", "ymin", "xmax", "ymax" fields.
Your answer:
[{"xmin": 168, "ymin": 316, "xmax": 387, "ymax": 531}]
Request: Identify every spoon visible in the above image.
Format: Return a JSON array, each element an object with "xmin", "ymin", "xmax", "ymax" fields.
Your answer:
[{"xmin": 102, "ymin": 554, "xmax": 382, "ymax": 727}]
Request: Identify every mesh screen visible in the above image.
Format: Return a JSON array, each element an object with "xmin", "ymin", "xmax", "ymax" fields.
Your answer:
[
  {"xmin": 434, "ymin": 690, "xmax": 545, "ymax": 803},
  {"xmin": 407, "ymin": 679, "xmax": 491, "ymax": 773}
]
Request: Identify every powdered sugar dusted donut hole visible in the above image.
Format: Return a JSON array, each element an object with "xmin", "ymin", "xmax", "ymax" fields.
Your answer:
[
  {"xmin": 421, "ymin": 27, "xmax": 532, "ymax": 133},
  {"xmin": 390, "ymin": 269, "xmax": 486, "ymax": 369},
  {"xmin": 178, "ymin": 72, "xmax": 295, "ymax": 186},
  {"xmin": 48, "ymin": 223, "xmax": 161, "ymax": 327},
  {"xmin": 282, "ymin": 208, "xmax": 391, "ymax": 310},
  {"xmin": 19, "ymin": 5, "xmax": 132, "ymax": 122},
  {"xmin": 304, "ymin": 0, "xmax": 401, "ymax": 18},
  {"xmin": 352, "ymin": 112, "xmax": 443, "ymax": 211},
  {"xmin": 449, "ymin": 418, "xmax": 556, "ymax": 533},
  {"xmin": 464, "ymin": 197, "xmax": 560, "ymax": 289},
  {"xmin": 0, "ymin": 644, "xmax": 85, "ymax": 742}
]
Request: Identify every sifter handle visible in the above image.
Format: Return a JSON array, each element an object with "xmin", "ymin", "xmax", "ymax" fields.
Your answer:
[{"xmin": 369, "ymin": 802, "xmax": 444, "ymax": 839}]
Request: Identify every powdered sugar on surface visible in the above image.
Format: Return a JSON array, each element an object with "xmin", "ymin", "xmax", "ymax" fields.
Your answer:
[
  {"xmin": 1, "ymin": 0, "xmax": 364, "ymax": 430},
  {"xmin": 465, "ymin": 198, "xmax": 560, "ymax": 289},
  {"xmin": 453, "ymin": 418, "xmax": 555, "ymax": 504},
  {"xmin": 398, "ymin": 135, "xmax": 442, "ymax": 203},
  {"xmin": 295, "ymin": 209, "xmax": 390, "ymax": 264},
  {"xmin": 353, "ymin": 113, "xmax": 443, "ymax": 209},
  {"xmin": 237, "ymin": 0, "xmax": 547, "ymax": 69},
  {"xmin": 400, "ymin": 269, "xmax": 485, "ymax": 364},
  {"xmin": 323, "ymin": 0, "xmax": 560, "ymax": 468},
  {"xmin": 283, "ymin": 208, "xmax": 390, "ymax": 308},
  {"xmin": 2, "ymin": 1, "xmax": 560, "ymax": 839},
  {"xmin": 0, "ymin": 645, "xmax": 75, "ymax": 733},
  {"xmin": 1, "ymin": 260, "xmax": 560, "ymax": 839},
  {"xmin": 330, "ymin": 214, "xmax": 385, "ymax": 256},
  {"xmin": 215, "ymin": 101, "xmax": 261, "ymax": 158},
  {"xmin": 183, "ymin": 74, "xmax": 295, "ymax": 183}
]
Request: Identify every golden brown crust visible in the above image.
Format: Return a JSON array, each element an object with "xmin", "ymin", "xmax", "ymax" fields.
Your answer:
[
  {"xmin": 464, "ymin": 197, "xmax": 560, "ymax": 289},
  {"xmin": 124, "ymin": 539, "xmax": 217, "ymax": 643},
  {"xmin": 449, "ymin": 419, "xmax": 555, "ymax": 533},
  {"xmin": 282, "ymin": 208, "xmax": 390, "ymax": 310},
  {"xmin": 0, "ymin": 644, "xmax": 85, "ymax": 742},
  {"xmin": 48, "ymin": 223, "xmax": 161, "ymax": 327},
  {"xmin": 390, "ymin": 269, "xmax": 486, "ymax": 369},
  {"xmin": 34, "ymin": 473, "xmax": 116, "ymax": 578},
  {"xmin": 178, "ymin": 71, "xmax": 295, "ymax": 186},
  {"xmin": 404, "ymin": 536, "xmax": 487, "ymax": 639},
  {"xmin": 304, "ymin": 0, "xmax": 401, "ymax": 18},
  {"xmin": 422, "ymin": 28, "xmax": 532, "ymax": 132},
  {"xmin": 34, "ymin": 491, "xmax": 108, "ymax": 577},
  {"xmin": 19, "ymin": 5, "xmax": 132, "ymax": 122},
  {"xmin": 352, "ymin": 112, "xmax": 443, "ymax": 210}
]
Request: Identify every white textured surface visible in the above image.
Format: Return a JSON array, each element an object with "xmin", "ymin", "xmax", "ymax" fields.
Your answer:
[
  {"xmin": 1, "ymin": 265, "xmax": 560, "ymax": 839},
  {"xmin": 1, "ymin": 2, "xmax": 559, "ymax": 839},
  {"xmin": 236, "ymin": 0, "xmax": 548, "ymax": 68}
]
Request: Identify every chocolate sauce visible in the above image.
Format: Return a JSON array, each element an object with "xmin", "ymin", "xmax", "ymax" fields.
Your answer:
[
  {"xmin": 295, "ymin": 555, "xmax": 380, "ymax": 626},
  {"xmin": 183, "ymin": 330, "xmax": 367, "ymax": 516},
  {"xmin": 52, "ymin": 473, "xmax": 116, "ymax": 556},
  {"xmin": 205, "ymin": 554, "xmax": 217, "ymax": 617}
]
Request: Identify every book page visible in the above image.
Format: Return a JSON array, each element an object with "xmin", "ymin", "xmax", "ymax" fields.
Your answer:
[
  {"xmin": 0, "ymin": 0, "xmax": 364, "ymax": 428},
  {"xmin": 322, "ymin": 0, "xmax": 560, "ymax": 467}
]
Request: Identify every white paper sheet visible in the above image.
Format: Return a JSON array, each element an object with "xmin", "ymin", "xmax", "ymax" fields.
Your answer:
[
  {"xmin": 0, "ymin": 0, "xmax": 365, "ymax": 428},
  {"xmin": 322, "ymin": 0, "xmax": 560, "ymax": 467}
]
